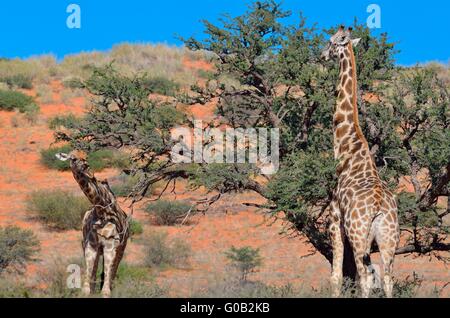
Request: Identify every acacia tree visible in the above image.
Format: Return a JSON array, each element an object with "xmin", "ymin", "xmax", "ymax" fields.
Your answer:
[{"xmin": 58, "ymin": 1, "xmax": 450, "ymax": 278}]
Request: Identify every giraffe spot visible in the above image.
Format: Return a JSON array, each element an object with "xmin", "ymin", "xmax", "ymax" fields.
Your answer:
[
  {"xmin": 336, "ymin": 125, "xmax": 349, "ymax": 138},
  {"xmin": 340, "ymin": 101, "xmax": 352, "ymax": 112},
  {"xmin": 351, "ymin": 141, "xmax": 363, "ymax": 153},
  {"xmin": 345, "ymin": 80, "xmax": 353, "ymax": 95},
  {"xmin": 333, "ymin": 113, "xmax": 346, "ymax": 127}
]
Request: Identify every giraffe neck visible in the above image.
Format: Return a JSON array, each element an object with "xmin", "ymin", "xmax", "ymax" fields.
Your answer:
[
  {"xmin": 71, "ymin": 164, "xmax": 106, "ymax": 208},
  {"xmin": 333, "ymin": 43, "xmax": 377, "ymax": 177}
]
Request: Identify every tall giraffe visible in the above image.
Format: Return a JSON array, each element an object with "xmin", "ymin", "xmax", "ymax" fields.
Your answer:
[
  {"xmin": 321, "ymin": 26, "xmax": 400, "ymax": 298},
  {"xmin": 56, "ymin": 151, "xmax": 129, "ymax": 298}
]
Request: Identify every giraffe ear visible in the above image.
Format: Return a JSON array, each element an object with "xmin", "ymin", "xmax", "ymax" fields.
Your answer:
[{"xmin": 351, "ymin": 38, "xmax": 361, "ymax": 47}]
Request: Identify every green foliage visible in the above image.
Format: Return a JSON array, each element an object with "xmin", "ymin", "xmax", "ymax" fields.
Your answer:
[
  {"xmin": 225, "ymin": 246, "xmax": 263, "ymax": 282},
  {"xmin": 143, "ymin": 232, "xmax": 191, "ymax": 269},
  {"xmin": 0, "ymin": 90, "xmax": 36, "ymax": 112},
  {"xmin": 27, "ymin": 190, "xmax": 90, "ymax": 230},
  {"xmin": 141, "ymin": 76, "xmax": 180, "ymax": 96},
  {"xmin": 129, "ymin": 219, "xmax": 144, "ymax": 237},
  {"xmin": 48, "ymin": 114, "xmax": 81, "ymax": 130},
  {"xmin": 56, "ymin": 65, "xmax": 185, "ymax": 159},
  {"xmin": 40, "ymin": 145, "xmax": 131, "ymax": 172},
  {"xmin": 86, "ymin": 149, "xmax": 131, "ymax": 171},
  {"xmin": 0, "ymin": 74, "xmax": 33, "ymax": 89},
  {"xmin": 145, "ymin": 200, "xmax": 192, "ymax": 226},
  {"xmin": 40, "ymin": 145, "xmax": 73, "ymax": 171},
  {"xmin": 0, "ymin": 226, "xmax": 40, "ymax": 274}
]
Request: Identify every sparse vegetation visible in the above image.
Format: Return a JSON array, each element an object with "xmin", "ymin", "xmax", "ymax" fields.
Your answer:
[
  {"xmin": 145, "ymin": 200, "xmax": 193, "ymax": 226},
  {"xmin": 225, "ymin": 246, "xmax": 263, "ymax": 283},
  {"xmin": 48, "ymin": 114, "xmax": 81, "ymax": 130},
  {"xmin": 40, "ymin": 145, "xmax": 73, "ymax": 171},
  {"xmin": 0, "ymin": 90, "xmax": 36, "ymax": 112},
  {"xmin": 35, "ymin": 84, "xmax": 54, "ymax": 104},
  {"xmin": 0, "ymin": 74, "xmax": 33, "ymax": 89},
  {"xmin": 0, "ymin": 226, "xmax": 40, "ymax": 275},
  {"xmin": 129, "ymin": 219, "xmax": 143, "ymax": 237},
  {"xmin": 143, "ymin": 232, "xmax": 191, "ymax": 269},
  {"xmin": 27, "ymin": 190, "xmax": 90, "ymax": 230},
  {"xmin": 142, "ymin": 76, "xmax": 180, "ymax": 96}
]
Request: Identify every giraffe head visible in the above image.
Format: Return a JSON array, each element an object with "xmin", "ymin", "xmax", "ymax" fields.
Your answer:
[
  {"xmin": 56, "ymin": 150, "xmax": 93, "ymax": 177},
  {"xmin": 321, "ymin": 26, "xmax": 361, "ymax": 61}
]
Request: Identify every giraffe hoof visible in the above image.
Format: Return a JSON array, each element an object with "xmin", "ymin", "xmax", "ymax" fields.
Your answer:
[
  {"xmin": 82, "ymin": 287, "xmax": 91, "ymax": 297},
  {"xmin": 101, "ymin": 290, "xmax": 111, "ymax": 298}
]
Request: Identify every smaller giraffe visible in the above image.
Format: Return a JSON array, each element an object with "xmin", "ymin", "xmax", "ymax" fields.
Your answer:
[{"xmin": 56, "ymin": 151, "xmax": 129, "ymax": 298}]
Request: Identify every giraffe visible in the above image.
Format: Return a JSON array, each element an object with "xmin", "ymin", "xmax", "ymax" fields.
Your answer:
[
  {"xmin": 56, "ymin": 151, "xmax": 129, "ymax": 298},
  {"xmin": 321, "ymin": 26, "xmax": 400, "ymax": 298}
]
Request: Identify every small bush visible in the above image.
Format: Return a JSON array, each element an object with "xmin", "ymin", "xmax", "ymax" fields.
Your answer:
[
  {"xmin": 40, "ymin": 145, "xmax": 73, "ymax": 171},
  {"xmin": 0, "ymin": 74, "xmax": 33, "ymax": 89},
  {"xmin": 0, "ymin": 226, "xmax": 40, "ymax": 275},
  {"xmin": 22, "ymin": 103, "xmax": 40, "ymax": 124},
  {"xmin": 48, "ymin": 114, "xmax": 81, "ymax": 130},
  {"xmin": 36, "ymin": 84, "xmax": 54, "ymax": 104},
  {"xmin": 129, "ymin": 219, "xmax": 143, "ymax": 237},
  {"xmin": 143, "ymin": 232, "xmax": 191, "ymax": 269},
  {"xmin": 27, "ymin": 190, "xmax": 90, "ymax": 230},
  {"xmin": 87, "ymin": 149, "xmax": 131, "ymax": 171},
  {"xmin": 145, "ymin": 200, "xmax": 192, "ymax": 226},
  {"xmin": 142, "ymin": 76, "xmax": 180, "ymax": 96},
  {"xmin": 225, "ymin": 246, "xmax": 263, "ymax": 283},
  {"xmin": 0, "ymin": 90, "xmax": 36, "ymax": 112}
]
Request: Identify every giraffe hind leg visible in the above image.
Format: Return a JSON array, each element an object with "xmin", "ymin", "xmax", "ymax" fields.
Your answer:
[{"xmin": 375, "ymin": 215, "xmax": 399, "ymax": 298}]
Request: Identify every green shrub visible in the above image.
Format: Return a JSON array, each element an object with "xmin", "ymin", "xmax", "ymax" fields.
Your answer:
[
  {"xmin": 143, "ymin": 232, "xmax": 191, "ymax": 269},
  {"xmin": 225, "ymin": 246, "xmax": 263, "ymax": 283},
  {"xmin": 0, "ymin": 226, "xmax": 40, "ymax": 274},
  {"xmin": 27, "ymin": 190, "xmax": 90, "ymax": 230},
  {"xmin": 40, "ymin": 146, "xmax": 131, "ymax": 172},
  {"xmin": 87, "ymin": 149, "xmax": 131, "ymax": 171},
  {"xmin": 129, "ymin": 219, "xmax": 143, "ymax": 237},
  {"xmin": 145, "ymin": 200, "xmax": 192, "ymax": 226},
  {"xmin": 0, "ymin": 74, "xmax": 33, "ymax": 89},
  {"xmin": 0, "ymin": 90, "xmax": 36, "ymax": 112},
  {"xmin": 40, "ymin": 145, "xmax": 73, "ymax": 171},
  {"xmin": 48, "ymin": 114, "xmax": 81, "ymax": 130},
  {"xmin": 142, "ymin": 76, "xmax": 180, "ymax": 96}
]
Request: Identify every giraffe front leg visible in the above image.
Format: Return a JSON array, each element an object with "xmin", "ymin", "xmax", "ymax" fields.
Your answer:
[
  {"xmin": 82, "ymin": 243, "xmax": 98, "ymax": 296},
  {"xmin": 329, "ymin": 199, "xmax": 344, "ymax": 298},
  {"xmin": 101, "ymin": 240, "xmax": 118, "ymax": 298}
]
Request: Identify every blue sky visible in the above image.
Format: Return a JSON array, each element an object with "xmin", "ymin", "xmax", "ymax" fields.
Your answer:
[{"xmin": 0, "ymin": 0, "xmax": 448, "ymax": 65}]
